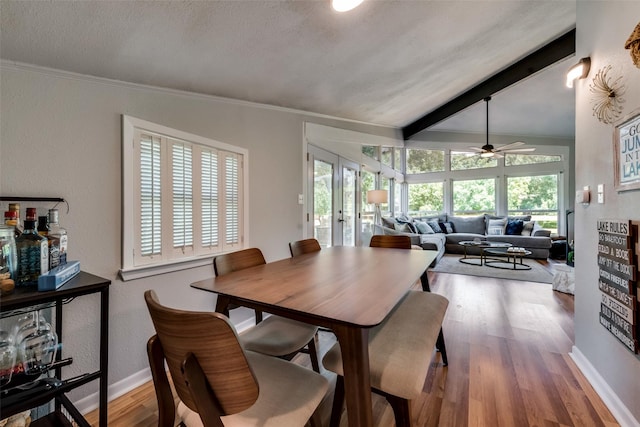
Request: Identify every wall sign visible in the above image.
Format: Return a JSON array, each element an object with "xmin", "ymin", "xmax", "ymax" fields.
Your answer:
[
  {"xmin": 614, "ymin": 109, "xmax": 640, "ymax": 192},
  {"xmin": 597, "ymin": 219, "xmax": 638, "ymax": 353}
]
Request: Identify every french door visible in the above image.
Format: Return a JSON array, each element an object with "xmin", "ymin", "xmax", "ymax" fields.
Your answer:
[{"xmin": 307, "ymin": 145, "xmax": 360, "ymax": 247}]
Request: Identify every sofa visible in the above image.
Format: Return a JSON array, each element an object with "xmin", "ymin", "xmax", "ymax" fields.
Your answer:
[{"xmin": 375, "ymin": 213, "xmax": 552, "ymax": 265}]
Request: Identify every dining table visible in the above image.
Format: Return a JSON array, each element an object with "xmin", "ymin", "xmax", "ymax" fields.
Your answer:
[{"xmin": 190, "ymin": 245, "xmax": 436, "ymax": 426}]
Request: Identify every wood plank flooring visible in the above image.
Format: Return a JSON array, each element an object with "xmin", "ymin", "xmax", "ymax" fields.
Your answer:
[{"xmin": 85, "ymin": 262, "xmax": 619, "ymax": 426}]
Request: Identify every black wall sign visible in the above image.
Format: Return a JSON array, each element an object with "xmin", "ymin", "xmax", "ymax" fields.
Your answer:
[{"xmin": 596, "ymin": 219, "xmax": 638, "ymax": 353}]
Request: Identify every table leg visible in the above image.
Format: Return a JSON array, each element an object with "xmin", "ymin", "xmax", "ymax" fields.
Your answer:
[
  {"xmin": 332, "ymin": 325, "xmax": 373, "ymax": 427},
  {"xmin": 215, "ymin": 295, "xmax": 231, "ymax": 316}
]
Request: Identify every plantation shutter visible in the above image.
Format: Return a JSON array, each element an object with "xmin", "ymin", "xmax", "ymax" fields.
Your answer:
[
  {"xmin": 224, "ymin": 152, "xmax": 242, "ymax": 248},
  {"xmin": 171, "ymin": 140, "xmax": 193, "ymax": 252},
  {"xmin": 201, "ymin": 149, "xmax": 219, "ymax": 248},
  {"xmin": 139, "ymin": 133, "xmax": 162, "ymax": 257}
]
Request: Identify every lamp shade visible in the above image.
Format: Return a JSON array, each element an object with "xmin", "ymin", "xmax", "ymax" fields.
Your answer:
[
  {"xmin": 566, "ymin": 57, "xmax": 591, "ymax": 88},
  {"xmin": 367, "ymin": 189, "xmax": 388, "ymax": 204}
]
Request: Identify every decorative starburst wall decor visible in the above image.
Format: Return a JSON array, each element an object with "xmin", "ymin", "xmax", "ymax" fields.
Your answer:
[{"xmin": 589, "ymin": 65, "xmax": 626, "ymax": 125}]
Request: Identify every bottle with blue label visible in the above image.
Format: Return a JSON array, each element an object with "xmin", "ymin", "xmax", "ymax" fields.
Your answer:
[{"xmin": 15, "ymin": 209, "xmax": 48, "ymax": 286}]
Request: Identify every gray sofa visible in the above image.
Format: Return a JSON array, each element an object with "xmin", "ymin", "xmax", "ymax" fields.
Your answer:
[{"xmin": 375, "ymin": 213, "xmax": 552, "ymax": 265}]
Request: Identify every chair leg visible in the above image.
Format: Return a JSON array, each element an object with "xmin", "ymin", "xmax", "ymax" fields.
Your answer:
[
  {"xmin": 329, "ymin": 375, "xmax": 345, "ymax": 427},
  {"xmin": 308, "ymin": 335, "xmax": 320, "ymax": 373},
  {"xmin": 384, "ymin": 394, "xmax": 412, "ymax": 427},
  {"xmin": 436, "ymin": 328, "xmax": 448, "ymax": 366}
]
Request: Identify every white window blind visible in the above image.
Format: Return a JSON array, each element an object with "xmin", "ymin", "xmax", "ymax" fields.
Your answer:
[{"xmin": 121, "ymin": 116, "xmax": 248, "ymax": 280}]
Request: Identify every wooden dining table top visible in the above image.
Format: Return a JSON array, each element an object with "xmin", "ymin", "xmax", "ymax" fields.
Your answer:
[{"xmin": 190, "ymin": 246, "xmax": 433, "ymax": 328}]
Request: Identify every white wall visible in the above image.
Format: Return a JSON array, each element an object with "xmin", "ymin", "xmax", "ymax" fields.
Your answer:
[
  {"xmin": 574, "ymin": 2, "xmax": 640, "ymax": 425},
  {"xmin": 0, "ymin": 64, "xmax": 399, "ymax": 404}
]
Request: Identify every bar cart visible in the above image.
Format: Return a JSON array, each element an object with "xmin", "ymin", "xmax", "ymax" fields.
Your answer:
[{"xmin": 0, "ymin": 272, "xmax": 110, "ymax": 427}]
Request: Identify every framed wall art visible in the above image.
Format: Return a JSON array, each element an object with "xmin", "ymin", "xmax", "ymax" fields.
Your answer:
[{"xmin": 614, "ymin": 108, "xmax": 640, "ymax": 192}]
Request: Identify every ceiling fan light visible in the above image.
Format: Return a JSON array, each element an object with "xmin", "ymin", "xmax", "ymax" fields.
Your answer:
[
  {"xmin": 480, "ymin": 151, "xmax": 494, "ymax": 158},
  {"xmin": 332, "ymin": 0, "xmax": 364, "ymax": 12},
  {"xmin": 566, "ymin": 57, "xmax": 591, "ymax": 88}
]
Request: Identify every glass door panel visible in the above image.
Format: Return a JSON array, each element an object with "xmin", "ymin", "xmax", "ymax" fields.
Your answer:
[
  {"xmin": 313, "ymin": 158, "xmax": 333, "ymax": 248},
  {"xmin": 341, "ymin": 163, "xmax": 357, "ymax": 247}
]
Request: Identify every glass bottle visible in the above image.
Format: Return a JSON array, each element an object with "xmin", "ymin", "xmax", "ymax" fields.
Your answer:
[
  {"xmin": 38, "ymin": 215, "xmax": 60, "ymax": 269},
  {"xmin": 15, "ymin": 218, "xmax": 49, "ymax": 286},
  {"xmin": 0, "ymin": 224, "xmax": 17, "ymax": 282},
  {"xmin": 8, "ymin": 203, "xmax": 22, "ymax": 236},
  {"xmin": 48, "ymin": 209, "xmax": 67, "ymax": 266}
]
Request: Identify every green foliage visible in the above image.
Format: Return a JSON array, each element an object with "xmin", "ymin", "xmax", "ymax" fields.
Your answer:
[
  {"xmin": 453, "ymin": 178, "xmax": 495, "ymax": 213},
  {"xmin": 406, "ymin": 149, "xmax": 444, "ymax": 173},
  {"xmin": 505, "ymin": 154, "xmax": 561, "ymax": 166},
  {"xmin": 408, "ymin": 182, "xmax": 443, "ymax": 214},
  {"xmin": 507, "ymin": 175, "xmax": 557, "ymax": 211},
  {"xmin": 450, "ymin": 153, "xmax": 497, "ymax": 170}
]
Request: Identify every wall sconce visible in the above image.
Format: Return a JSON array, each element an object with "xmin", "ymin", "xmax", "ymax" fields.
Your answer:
[
  {"xmin": 332, "ymin": 0, "xmax": 364, "ymax": 12},
  {"xmin": 367, "ymin": 189, "xmax": 388, "ymax": 226},
  {"xmin": 566, "ymin": 57, "xmax": 591, "ymax": 88}
]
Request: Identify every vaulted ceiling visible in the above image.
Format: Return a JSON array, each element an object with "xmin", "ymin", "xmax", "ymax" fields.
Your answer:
[{"xmin": 0, "ymin": 1, "xmax": 577, "ymax": 140}]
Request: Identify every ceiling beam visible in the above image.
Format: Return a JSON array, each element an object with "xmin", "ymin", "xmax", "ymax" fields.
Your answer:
[{"xmin": 402, "ymin": 28, "xmax": 576, "ymax": 140}]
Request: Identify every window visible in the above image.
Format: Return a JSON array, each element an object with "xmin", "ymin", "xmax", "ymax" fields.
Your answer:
[
  {"xmin": 393, "ymin": 148, "xmax": 402, "ymax": 171},
  {"xmin": 505, "ymin": 153, "xmax": 562, "ymax": 166},
  {"xmin": 381, "ymin": 147, "xmax": 393, "ymax": 167},
  {"xmin": 452, "ymin": 178, "xmax": 496, "ymax": 216},
  {"xmin": 121, "ymin": 116, "xmax": 248, "ymax": 280},
  {"xmin": 450, "ymin": 152, "xmax": 497, "ymax": 170},
  {"xmin": 508, "ymin": 174, "xmax": 559, "ymax": 233},
  {"xmin": 406, "ymin": 149, "xmax": 445, "ymax": 173},
  {"xmin": 408, "ymin": 182, "xmax": 444, "ymax": 216},
  {"xmin": 362, "ymin": 145, "xmax": 378, "ymax": 160}
]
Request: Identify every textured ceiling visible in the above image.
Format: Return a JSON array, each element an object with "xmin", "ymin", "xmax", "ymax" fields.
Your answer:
[{"xmin": 0, "ymin": 0, "xmax": 576, "ymax": 137}]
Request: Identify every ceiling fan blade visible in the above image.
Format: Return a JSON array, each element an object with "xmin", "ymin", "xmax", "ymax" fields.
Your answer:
[
  {"xmin": 466, "ymin": 147, "xmax": 484, "ymax": 152},
  {"xmin": 494, "ymin": 141, "xmax": 525, "ymax": 152},
  {"xmin": 501, "ymin": 148, "xmax": 536, "ymax": 153}
]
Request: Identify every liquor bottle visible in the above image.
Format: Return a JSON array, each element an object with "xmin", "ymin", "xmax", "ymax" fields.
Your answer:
[
  {"xmin": 48, "ymin": 209, "xmax": 67, "ymax": 266},
  {"xmin": 8, "ymin": 203, "xmax": 22, "ymax": 236},
  {"xmin": 15, "ymin": 217, "xmax": 49, "ymax": 286},
  {"xmin": 4, "ymin": 211, "xmax": 19, "ymax": 236},
  {"xmin": 38, "ymin": 215, "xmax": 60, "ymax": 269}
]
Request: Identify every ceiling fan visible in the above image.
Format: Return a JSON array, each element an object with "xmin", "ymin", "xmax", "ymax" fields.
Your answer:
[{"xmin": 466, "ymin": 96, "xmax": 536, "ymax": 159}]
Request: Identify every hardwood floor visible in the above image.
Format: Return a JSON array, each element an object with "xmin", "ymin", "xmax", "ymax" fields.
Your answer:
[{"xmin": 85, "ymin": 262, "xmax": 619, "ymax": 426}]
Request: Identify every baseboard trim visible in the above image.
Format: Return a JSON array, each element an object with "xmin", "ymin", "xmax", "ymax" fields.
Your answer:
[
  {"xmin": 569, "ymin": 346, "xmax": 639, "ymax": 427},
  {"xmin": 75, "ymin": 317, "xmax": 257, "ymax": 415},
  {"xmin": 74, "ymin": 367, "xmax": 152, "ymax": 415}
]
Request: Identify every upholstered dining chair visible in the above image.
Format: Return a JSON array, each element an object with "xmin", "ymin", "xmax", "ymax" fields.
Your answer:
[
  {"xmin": 322, "ymin": 290, "xmax": 449, "ymax": 427},
  {"xmin": 369, "ymin": 234, "xmax": 448, "ymax": 363},
  {"xmin": 213, "ymin": 248, "xmax": 321, "ymax": 372},
  {"xmin": 288, "ymin": 238, "xmax": 321, "ymax": 257},
  {"xmin": 369, "ymin": 234, "xmax": 412, "ymax": 249},
  {"xmin": 144, "ymin": 290, "xmax": 328, "ymax": 427}
]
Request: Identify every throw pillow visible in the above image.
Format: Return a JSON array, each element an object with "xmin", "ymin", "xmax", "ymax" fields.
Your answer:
[
  {"xmin": 394, "ymin": 223, "xmax": 412, "ymax": 233},
  {"xmin": 414, "ymin": 220, "xmax": 432, "ymax": 234},
  {"xmin": 505, "ymin": 219, "xmax": 524, "ymax": 235},
  {"xmin": 381, "ymin": 216, "xmax": 396, "ymax": 229},
  {"xmin": 427, "ymin": 220, "xmax": 443, "ymax": 233},
  {"xmin": 521, "ymin": 221, "xmax": 535, "ymax": 236},
  {"xmin": 395, "ymin": 216, "xmax": 417, "ymax": 233},
  {"xmin": 487, "ymin": 218, "xmax": 506, "ymax": 235},
  {"xmin": 440, "ymin": 221, "xmax": 455, "ymax": 234}
]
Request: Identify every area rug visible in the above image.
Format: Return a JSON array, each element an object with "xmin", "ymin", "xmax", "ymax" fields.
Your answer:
[{"xmin": 431, "ymin": 254, "xmax": 553, "ymax": 284}]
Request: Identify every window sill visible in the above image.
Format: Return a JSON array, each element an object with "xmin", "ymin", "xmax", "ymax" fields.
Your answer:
[{"xmin": 119, "ymin": 256, "xmax": 214, "ymax": 281}]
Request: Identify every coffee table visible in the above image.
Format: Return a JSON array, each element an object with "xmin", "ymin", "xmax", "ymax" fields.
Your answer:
[
  {"xmin": 458, "ymin": 241, "xmax": 512, "ymax": 266},
  {"xmin": 484, "ymin": 248, "xmax": 532, "ymax": 270}
]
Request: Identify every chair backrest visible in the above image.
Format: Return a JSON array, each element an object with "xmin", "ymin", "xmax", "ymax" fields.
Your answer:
[
  {"xmin": 214, "ymin": 248, "xmax": 266, "ymax": 277},
  {"xmin": 370, "ymin": 234, "xmax": 412, "ymax": 249},
  {"xmin": 144, "ymin": 290, "xmax": 259, "ymax": 416},
  {"xmin": 289, "ymin": 238, "xmax": 321, "ymax": 257}
]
